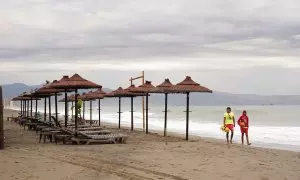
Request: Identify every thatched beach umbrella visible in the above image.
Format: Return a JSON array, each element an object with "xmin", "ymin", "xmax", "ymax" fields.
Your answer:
[
  {"xmin": 12, "ymin": 95, "xmax": 40, "ymax": 117},
  {"xmin": 30, "ymin": 91, "xmax": 53, "ymax": 121},
  {"xmin": 12, "ymin": 96, "xmax": 22, "ymax": 115},
  {"xmin": 129, "ymin": 81, "xmax": 155, "ymax": 134},
  {"xmin": 168, "ymin": 76, "xmax": 212, "ymax": 140},
  {"xmin": 59, "ymin": 94, "xmax": 76, "ymax": 120},
  {"xmin": 88, "ymin": 88, "xmax": 106, "ymax": 126},
  {"xmin": 12, "ymin": 96, "xmax": 26, "ymax": 116},
  {"xmin": 106, "ymin": 87, "xmax": 144, "ymax": 130},
  {"xmin": 79, "ymin": 91, "xmax": 96, "ymax": 126},
  {"xmin": 124, "ymin": 85, "xmax": 147, "ymax": 131},
  {"xmin": 17, "ymin": 94, "xmax": 30, "ymax": 117},
  {"xmin": 105, "ymin": 87, "xmax": 126, "ymax": 129},
  {"xmin": 150, "ymin": 79, "xmax": 174, "ymax": 137},
  {"xmin": 22, "ymin": 92, "xmax": 36, "ymax": 118},
  {"xmin": 34, "ymin": 80, "xmax": 65, "ymax": 123},
  {"xmin": 50, "ymin": 73, "xmax": 101, "ymax": 131},
  {"xmin": 50, "ymin": 76, "xmax": 71, "ymax": 127}
]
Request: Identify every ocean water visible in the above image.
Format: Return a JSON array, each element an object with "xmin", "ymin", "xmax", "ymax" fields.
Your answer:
[{"xmin": 8, "ymin": 101, "xmax": 300, "ymax": 151}]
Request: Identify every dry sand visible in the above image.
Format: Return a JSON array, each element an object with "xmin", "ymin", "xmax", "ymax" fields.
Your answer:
[{"xmin": 0, "ymin": 109, "xmax": 300, "ymax": 180}]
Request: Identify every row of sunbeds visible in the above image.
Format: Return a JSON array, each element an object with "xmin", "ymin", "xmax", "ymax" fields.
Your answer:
[{"xmin": 14, "ymin": 114, "xmax": 128, "ymax": 145}]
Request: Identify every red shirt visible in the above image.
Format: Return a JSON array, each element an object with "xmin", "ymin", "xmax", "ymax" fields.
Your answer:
[{"xmin": 238, "ymin": 115, "xmax": 249, "ymax": 127}]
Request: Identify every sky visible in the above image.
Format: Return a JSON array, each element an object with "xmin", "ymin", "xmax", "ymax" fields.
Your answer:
[{"xmin": 1, "ymin": 0, "xmax": 300, "ymax": 95}]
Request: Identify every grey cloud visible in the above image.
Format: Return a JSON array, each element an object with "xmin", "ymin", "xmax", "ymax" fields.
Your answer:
[{"xmin": 1, "ymin": 0, "xmax": 300, "ymax": 94}]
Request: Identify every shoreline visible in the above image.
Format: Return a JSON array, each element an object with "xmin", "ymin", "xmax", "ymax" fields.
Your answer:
[{"xmin": 5, "ymin": 108, "xmax": 300, "ymax": 152}]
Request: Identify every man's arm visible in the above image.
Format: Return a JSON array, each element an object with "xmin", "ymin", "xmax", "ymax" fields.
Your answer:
[{"xmin": 224, "ymin": 117, "xmax": 226, "ymax": 126}]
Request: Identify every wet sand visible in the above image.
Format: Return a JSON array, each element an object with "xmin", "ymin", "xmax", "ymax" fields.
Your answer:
[{"xmin": 1, "ymin": 109, "xmax": 300, "ymax": 180}]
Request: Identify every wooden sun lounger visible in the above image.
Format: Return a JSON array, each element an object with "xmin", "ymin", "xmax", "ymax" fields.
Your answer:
[
  {"xmin": 74, "ymin": 127, "xmax": 104, "ymax": 131},
  {"xmin": 71, "ymin": 131, "xmax": 128, "ymax": 145},
  {"xmin": 75, "ymin": 130, "xmax": 112, "ymax": 135}
]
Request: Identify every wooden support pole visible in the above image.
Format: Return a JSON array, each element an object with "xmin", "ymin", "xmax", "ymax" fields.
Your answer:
[
  {"xmin": 90, "ymin": 100, "xmax": 92, "ymax": 126},
  {"xmin": 186, "ymin": 92, "xmax": 190, "ymax": 141},
  {"xmin": 21, "ymin": 100, "xmax": 23, "ymax": 116},
  {"xmin": 48, "ymin": 96, "xmax": 51, "ymax": 122},
  {"xmin": 71, "ymin": 101, "xmax": 74, "ymax": 119},
  {"xmin": 129, "ymin": 71, "xmax": 145, "ymax": 132},
  {"xmin": 27, "ymin": 100, "xmax": 29, "ymax": 118},
  {"xmin": 131, "ymin": 96, "xmax": 134, "ymax": 131},
  {"xmin": 44, "ymin": 97, "xmax": 47, "ymax": 121},
  {"xmin": 118, "ymin": 97, "xmax": 121, "ymax": 129},
  {"xmin": 55, "ymin": 93, "xmax": 58, "ymax": 123},
  {"xmin": 98, "ymin": 99, "xmax": 101, "ymax": 126},
  {"xmin": 146, "ymin": 94, "xmax": 149, "ymax": 134},
  {"xmin": 0, "ymin": 86, "xmax": 4, "ymax": 150},
  {"xmin": 75, "ymin": 89, "xmax": 78, "ymax": 132},
  {"xmin": 83, "ymin": 101, "xmax": 85, "ymax": 120},
  {"xmin": 30, "ymin": 97, "xmax": 33, "ymax": 117},
  {"xmin": 64, "ymin": 91, "xmax": 68, "ymax": 127},
  {"xmin": 164, "ymin": 93, "xmax": 168, "ymax": 137},
  {"xmin": 142, "ymin": 71, "xmax": 145, "ymax": 131},
  {"xmin": 35, "ymin": 99, "xmax": 38, "ymax": 117}
]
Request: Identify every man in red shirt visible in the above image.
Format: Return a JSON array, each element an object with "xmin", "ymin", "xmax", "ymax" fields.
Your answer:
[{"xmin": 238, "ymin": 110, "xmax": 251, "ymax": 145}]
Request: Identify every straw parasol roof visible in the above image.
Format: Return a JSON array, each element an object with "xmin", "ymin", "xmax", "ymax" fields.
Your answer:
[
  {"xmin": 59, "ymin": 94, "xmax": 75, "ymax": 102},
  {"xmin": 79, "ymin": 91, "xmax": 96, "ymax": 101},
  {"xmin": 129, "ymin": 81, "xmax": 155, "ymax": 93},
  {"xmin": 93, "ymin": 88, "xmax": 106, "ymax": 95},
  {"xmin": 150, "ymin": 78, "xmax": 174, "ymax": 93},
  {"xmin": 106, "ymin": 86, "xmax": 145, "ymax": 97},
  {"xmin": 168, "ymin": 76, "xmax": 212, "ymax": 93},
  {"xmin": 34, "ymin": 80, "xmax": 66, "ymax": 95},
  {"xmin": 125, "ymin": 85, "xmax": 147, "ymax": 96},
  {"xmin": 50, "ymin": 74, "xmax": 101, "ymax": 89},
  {"xmin": 105, "ymin": 87, "xmax": 131, "ymax": 97},
  {"xmin": 84, "ymin": 88, "xmax": 106, "ymax": 100},
  {"xmin": 12, "ymin": 96, "xmax": 41, "ymax": 101}
]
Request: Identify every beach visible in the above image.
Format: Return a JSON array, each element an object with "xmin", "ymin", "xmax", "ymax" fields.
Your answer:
[
  {"xmin": 8, "ymin": 102, "xmax": 300, "ymax": 151},
  {"xmin": 1, "ymin": 109, "xmax": 300, "ymax": 180}
]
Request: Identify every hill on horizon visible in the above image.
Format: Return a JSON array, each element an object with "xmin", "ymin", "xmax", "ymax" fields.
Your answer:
[{"xmin": 2, "ymin": 83, "xmax": 300, "ymax": 106}]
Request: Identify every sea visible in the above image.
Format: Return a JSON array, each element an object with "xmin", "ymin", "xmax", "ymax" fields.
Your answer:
[{"xmin": 7, "ymin": 100, "xmax": 300, "ymax": 152}]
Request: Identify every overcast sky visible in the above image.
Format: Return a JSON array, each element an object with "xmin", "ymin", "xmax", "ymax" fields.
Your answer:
[{"xmin": 1, "ymin": 0, "xmax": 300, "ymax": 95}]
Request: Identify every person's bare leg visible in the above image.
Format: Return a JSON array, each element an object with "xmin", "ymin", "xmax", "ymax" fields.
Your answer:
[
  {"xmin": 241, "ymin": 133, "xmax": 244, "ymax": 145},
  {"xmin": 246, "ymin": 133, "xmax": 251, "ymax": 145},
  {"xmin": 226, "ymin": 132, "xmax": 229, "ymax": 144},
  {"xmin": 230, "ymin": 131, "xmax": 234, "ymax": 144}
]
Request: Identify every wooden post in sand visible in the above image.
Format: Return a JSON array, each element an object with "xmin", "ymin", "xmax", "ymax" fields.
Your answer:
[
  {"xmin": 118, "ymin": 97, "xmax": 121, "ymax": 129},
  {"xmin": 129, "ymin": 71, "xmax": 145, "ymax": 131},
  {"xmin": 44, "ymin": 97, "xmax": 47, "ymax": 121},
  {"xmin": 164, "ymin": 93, "xmax": 168, "ymax": 137},
  {"xmin": 0, "ymin": 86, "xmax": 4, "ymax": 149}
]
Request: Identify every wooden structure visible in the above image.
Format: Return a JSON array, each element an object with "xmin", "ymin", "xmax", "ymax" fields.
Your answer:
[
  {"xmin": 129, "ymin": 71, "xmax": 145, "ymax": 131},
  {"xmin": 167, "ymin": 76, "xmax": 212, "ymax": 140},
  {"xmin": 50, "ymin": 73, "xmax": 101, "ymax": 131},
  {"xmin": 0, "ymin": 86, "xmax": 4, "ymax": 150},
  {"xmin": 150, "ymin": 79, "xmax": 174, "ymax": 137},
  {"xmin": 105, "ymin": 87, "xmax": 144, "ymax": 130},
  {"xmin": 129, "ymin": 81, "xmax": 155, "ymax": 134}
]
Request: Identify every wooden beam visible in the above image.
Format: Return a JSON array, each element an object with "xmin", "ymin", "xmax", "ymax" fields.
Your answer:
[{"xmin": 0, "ymin": 86, "xmax": 4, "ymax": 149}]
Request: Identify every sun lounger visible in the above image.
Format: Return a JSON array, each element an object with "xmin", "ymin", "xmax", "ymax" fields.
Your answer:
[
  {"xmin": 75, "ymin": 129, "xmax": 112, "ymax": 135},
  {"xmin": 71, "ymin": 131, "xmax": 128, "ymax": 145}
]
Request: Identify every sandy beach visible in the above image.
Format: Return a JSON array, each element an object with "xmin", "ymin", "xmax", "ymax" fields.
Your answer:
[{"xmin": 0, "ymin": 109, "xmax": 299, "ymax": 180}]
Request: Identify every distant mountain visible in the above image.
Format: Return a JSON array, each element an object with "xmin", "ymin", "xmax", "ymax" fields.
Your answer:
[
  {"xmin": 2, "ymin": 83, "xmax": 300, "ymax": 106},
  {"xmin": 2, "ymin": 83, "xmax": 41, "ymax": 99}
]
